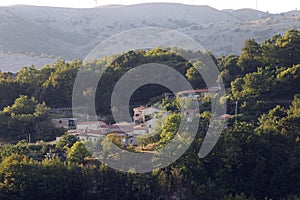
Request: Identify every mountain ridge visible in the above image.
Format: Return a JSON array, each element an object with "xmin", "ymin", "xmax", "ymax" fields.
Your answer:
[{"xmin": 0, "ymin": 3, "xmax": 299, "ymax": 72}]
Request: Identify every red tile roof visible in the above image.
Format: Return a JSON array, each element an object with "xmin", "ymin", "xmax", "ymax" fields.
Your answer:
[{"xmin": 177, "ymin": 89, "xmax": 209, "ymax": 95}]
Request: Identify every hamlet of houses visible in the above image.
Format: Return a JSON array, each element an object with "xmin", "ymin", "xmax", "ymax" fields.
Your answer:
[
  {"xmin": 53, "ymin": 88, "xmax": 229, "ymax": 146},
  {"xmin": 54, "ymin": 105, "xmax": 166, "ymax": 146}
]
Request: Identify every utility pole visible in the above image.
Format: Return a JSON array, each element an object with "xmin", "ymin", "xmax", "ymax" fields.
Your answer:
[
  {"xmin": 28, "ymin": 134, "xmax": 31, "ymax": 143},
  {"xmin": 95, "ymin": 0, "xmax": 97, "ymax": 7},
  {"xmin": 235, "ymin": 101, "xmax": 238, "ymax": 125}
]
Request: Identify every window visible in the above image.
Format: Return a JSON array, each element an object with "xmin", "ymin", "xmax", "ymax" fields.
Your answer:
[{"xmin": 69, "ymin": 120, "xmax": 75, "ymax": 127}]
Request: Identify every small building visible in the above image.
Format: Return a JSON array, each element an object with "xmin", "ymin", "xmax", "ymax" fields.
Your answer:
[
  {"xmin": 177, "ymin": 89, "xmax": 209, "ymax": 99},
  {"xmin": 107, "ymin": 121, "xmax": 134, "ymax": 135},
  {"xmin": 145, "ymin": 118, "xmax": 159, "ymax": 134},
  {"xmin": 78, "ymin": 131, "xmax": 104, "ymax": 142},
  {"xmin": 76, "ymin": 121, "xmax": 109, "ymax": 132},
  {"xmin": 182, "ymin": 109, "xmax": 198, "ymax": 122},
  {"xmin": 133, "ymin": 106, "xmax": 146, "ymax": 123},
  {"xmin": 133, "ymin": 106, "xmax": 159, "ymax": 124},
  {"xmin": 65, "ymin": 129, "xmax": 104, "ymax": 142},
  {"xmin": 177, "ymin": 87, "xmax": 220, "ymax": 100},
  {"xmin": 164, "ymin": 93, "xmax": 176, "ymax": 99},
  {"xmin": 52, "ymin": 118, "xmax": 77, "ymax": 129},
  {"xmin": 133, "ymin": 125, "xmax": 148, "ymax": 135},
  {"xmin": 122, "ymin": 136, "xmax": 138, "ymax": 146}
]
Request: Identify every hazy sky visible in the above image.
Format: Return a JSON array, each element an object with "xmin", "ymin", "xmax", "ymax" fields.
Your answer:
[{"xmin": 0, "ymin": 0, "xmax": 299, "ymax": 13}]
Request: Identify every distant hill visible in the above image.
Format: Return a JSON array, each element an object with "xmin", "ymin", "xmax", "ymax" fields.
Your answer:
[{"xmin": 0, "ymin": 3, "xmax": 300, "ymax": 72}]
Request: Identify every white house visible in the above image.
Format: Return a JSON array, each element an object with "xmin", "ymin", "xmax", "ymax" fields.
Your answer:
[
  {"xmin": 182, "ymin": 109, "xmax": 198, "ymax": 122},
  {"xmin": 133, "ymin": 125, "xmax": 148, "ymax": 135},
  {"xmin": 78, "ymin": 132, "xmax": 104, "ymax": 142},
  {"xmin": 145, "ymin": 118, "xmax": 159, "ymax": 134},
  {"xmin": 122, "ymin": 136, "xmax": 138, "ymax": 146},
  {"xmin": 76, "ymin": 121, "xmax": 108, "ymax": 132},
  {"xmin": 106, "ymin": 121, "xmax": 134, "ymax": 135},
  {"xmin": 133, "ymin": 106, "xmax": 159, "ymax": 124},
  {"xmin": 177, "ymin": 89, "xmax": 210, "ymax": 99}
]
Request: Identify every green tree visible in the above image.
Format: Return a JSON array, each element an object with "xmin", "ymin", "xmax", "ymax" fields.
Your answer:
[
  {"xmin": 238, "ymin": 39, "xmax": 263, "ymax": 74},
  {"xmin": 255, "ymin": 105, "xmax": 287, "ymax": 135},
  {"xmin": 0, "ymin": 95, "xmax": 54, "ymax": 142},
  {"xmin": 218, "ymin": 55, "xmax": 242, "ymax": 88},
  {"xmin": 3, "ymin": 95, "xmax": 36, "ymax": 115},
  {"xmin": 67, "ymin": 141, "xmax": 91, "ymax": 165},
  {"xmin": 261, "ymin": 29, "xmax": 300, "ymax": 68},
  {"xmin": 56, "ymin": 133, "xmax": 79, "ymax": 150},
  {"xmin": 280, "ymin": 96, "xmax": 300, "ymax": 136},
  {"xmin": 275, "ymin": 29, "xmax": 300, "ymax": 67},
  {"xmin": 0, "ymin": 81, "xmax": 23, "ymax": 109},
  {"xmin": 158, "ymin": 113, "xmax": 181, "ymax": 146},
  {"xmin": 276, "ymin": 64, "xmax": 300, "ymax": 98},
  {"xmin": 185, "ymin": 65, "xmax": 206, "ymax": 88},
  {"xmin": 43, "ymin": 60, "xmax": 79, "ymax": 107}
]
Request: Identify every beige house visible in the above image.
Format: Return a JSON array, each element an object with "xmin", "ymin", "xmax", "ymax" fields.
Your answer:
[{"xmin": 52, "ymin": 118, "xmax": 77, "ymax": 129}]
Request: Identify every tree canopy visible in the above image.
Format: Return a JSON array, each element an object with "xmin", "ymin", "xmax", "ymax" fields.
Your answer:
[{"xmin": 0, "ymin": 29, "xmax": 300, "ymax": 199}]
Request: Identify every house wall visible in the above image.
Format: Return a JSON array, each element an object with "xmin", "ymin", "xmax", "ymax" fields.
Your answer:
[
  {"xmin": 142, "ymin": 107, "xmax": 159, "ymax": 117},
  {"xmin": 146, "ymin": 118, "xmax": 159, "ymax": 134},
  {"xmin": 52, "ymin": 118, "xmax": 77, "ymax": 129},
  {"xmin": 133, "ymin": 128, "xmax": 147, "ymax": 135},
  {"xmin": 133, "ymin": 106, "xmax": 159, "ymax": 124},
  {"xmin": 124, "ymin": 137, "xmax": 138, "ymax": 146},
  {"xmin": 77, "ymin": 123, "xmax": 98, "ymax": 130}
]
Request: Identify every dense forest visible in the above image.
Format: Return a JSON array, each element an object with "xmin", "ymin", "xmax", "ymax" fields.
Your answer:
[{"xmin": 0, "ymin": 29, "xmax": 300, "ymax": 199}]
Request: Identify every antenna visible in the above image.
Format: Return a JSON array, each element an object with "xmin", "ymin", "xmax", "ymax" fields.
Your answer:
[
  {"xmin": 235, "ymin": 101, "xmax": 238, "ymax": 125},
  {"xmin": 256, "ymin": 0, "xmax": 258, "ymax": 10}
]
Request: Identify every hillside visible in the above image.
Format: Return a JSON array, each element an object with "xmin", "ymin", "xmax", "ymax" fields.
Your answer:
[{"xmin": 0, "ymin": 3, "xmax": 300, "ymax": 72}]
